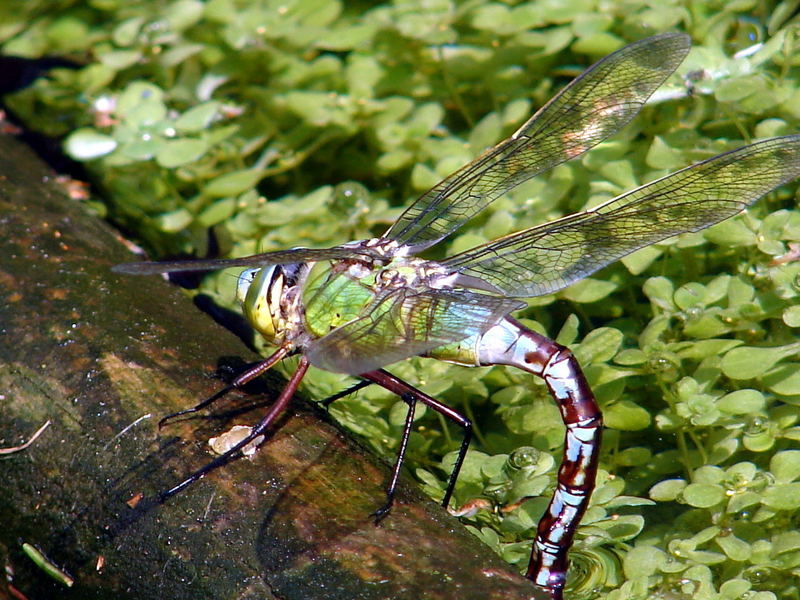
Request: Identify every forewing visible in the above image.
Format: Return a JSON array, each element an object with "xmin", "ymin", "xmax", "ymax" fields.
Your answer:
[
  {"xmin": 444, "ymin": 135, "xmax": 800, "ymax": 297},
  {"xmin": 112, "ymin": 246, "xmax": 382, "ymax": 275},
  {"xmin": 383, "ymin": 32, "xmax": 691, "ymax": 251},
  {"xmin": 304, "ymin": 288, "xmax": 524, "ymax": 375}
]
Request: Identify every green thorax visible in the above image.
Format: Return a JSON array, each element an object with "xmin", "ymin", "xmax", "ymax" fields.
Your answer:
[{"xmin": 302, "ymin": 255, "xmax": 430, "ymax": 339}]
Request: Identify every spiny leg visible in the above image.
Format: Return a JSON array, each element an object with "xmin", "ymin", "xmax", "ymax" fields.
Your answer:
[
  {"xmin": 361, "ymin": 369, "xmax": 473, "ymax": 514},
  {"xmin": 158, "ymin": 355, "xmax": 309, "ymax": 502},
  {"xmin": 312, "ymin": 373, "xmax": 434, "ymax": 519},
  {"xmin": 371, "ymin": 391, "xmax": 416, "ymax": 522},
  {"xmin": 319, "ymin": 379, "xmax": 429, "ymax": 520},
  {"xmin": 158, "ymin": 346, "xmax": 290, "ymax": 428},
  {"xmin": 478, "ymin": 317, "xmax": 602, "ymax": 597},
  {"xmin": 319, "ymin": 379, "xmax": 373, "ymax": 410}
]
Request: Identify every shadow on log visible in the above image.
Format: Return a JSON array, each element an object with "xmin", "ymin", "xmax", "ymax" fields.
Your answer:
[{"xmin": 0, "ymin": 132, "xmax": 546, "ymax": 600}]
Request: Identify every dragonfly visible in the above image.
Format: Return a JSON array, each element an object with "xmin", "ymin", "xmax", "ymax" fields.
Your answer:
[{"xmin": 114, "ymin": 32, "xmax": 800, "ymax": 597}]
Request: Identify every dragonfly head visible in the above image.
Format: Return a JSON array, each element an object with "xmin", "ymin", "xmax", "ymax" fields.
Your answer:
[{"xmin": 237, "ymin": 265, "xmax": 291, "ymax": 344}]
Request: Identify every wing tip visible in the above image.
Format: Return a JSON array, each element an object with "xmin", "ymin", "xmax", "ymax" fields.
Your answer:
[{"xmin": 111, "ymin": 262, "xmax": 146, "ymax": 275}]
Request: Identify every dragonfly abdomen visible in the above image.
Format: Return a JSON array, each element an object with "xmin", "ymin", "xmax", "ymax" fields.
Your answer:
[{"xmin": 474, "ymin": 317, "xmax": 603, "ymax": 590}]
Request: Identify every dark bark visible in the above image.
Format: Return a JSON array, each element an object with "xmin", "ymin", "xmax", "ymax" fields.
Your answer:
[{"xmin": 0, "ymin": 131, "xmax": 545, "ymax": 600}]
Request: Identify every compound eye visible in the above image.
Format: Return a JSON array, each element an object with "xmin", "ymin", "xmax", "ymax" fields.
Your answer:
[{"xmin": 236, "ymin": 267, "xmax": 271, "ymax": 304}]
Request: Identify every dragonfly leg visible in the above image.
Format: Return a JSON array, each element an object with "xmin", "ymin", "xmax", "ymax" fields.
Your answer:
[
  {"xmin": 478, "ymin": 317, "xmax": 602, "ymax": 594},
  {"xmin": 158, "ymin": 355, "xmax": 309, "ymax": 502},
  {"xmin": 158, "ymin": 346, "xmax": 290, "ymax": 428},
  {"xmin": 371, "ymin": 391, "xmax": 416, "ymax": 522},
  {"xmin": 319, "ymin": 379, "xmax": 373, "ymax": 410},
  {"xmin": 361, "ymin": 369, "xmax": 473, "ymax": 512}
]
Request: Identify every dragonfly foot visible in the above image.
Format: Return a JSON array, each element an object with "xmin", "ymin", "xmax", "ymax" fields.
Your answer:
[{"xmin": 370, "ymin": 499, "xmax": 394, "ymax": 524}]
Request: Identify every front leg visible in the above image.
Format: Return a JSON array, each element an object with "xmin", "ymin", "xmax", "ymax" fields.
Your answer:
[{"xmin": 478, "ymin": 317, "xmax": 603, "ymax": 596}]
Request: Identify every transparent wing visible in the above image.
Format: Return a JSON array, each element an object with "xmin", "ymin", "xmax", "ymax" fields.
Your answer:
[
  {"xmin": 383, "ymin": 32, "xmax": 691, "ymax": 251},
  {"xmin": 112, "ymin": 246, "xmax": 382, "ymax": 275},
  {"xmin": 305, "ymin": 288, "xmax": 524, "ymax": 375},
  {"xmin": 443, "ymin": 135, "xmax": 800, "ymax": 297}
]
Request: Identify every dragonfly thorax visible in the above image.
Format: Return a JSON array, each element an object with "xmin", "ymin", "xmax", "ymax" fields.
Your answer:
[{"xmin": 301, "ymin": 248, "xmax": 459, "ymax": 344}]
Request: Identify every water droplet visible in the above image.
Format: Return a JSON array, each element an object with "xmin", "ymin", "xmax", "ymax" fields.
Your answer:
[{"xmin": 508, "ymin": 446, "xmax": 540, "ymax": 469}]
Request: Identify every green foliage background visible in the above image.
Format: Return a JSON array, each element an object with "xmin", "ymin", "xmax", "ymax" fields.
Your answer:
[{"xmin": 3, "ymin": 1, "xmax": 800, "ymax": 598}]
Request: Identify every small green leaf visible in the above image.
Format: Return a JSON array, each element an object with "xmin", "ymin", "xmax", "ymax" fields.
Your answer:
[
  {"xmin": 642, "ymin": 277, "xmax": 675, "ymax": 310},
  {"xmin": 604, "ymin": 514, "xmax": 647, "ymax": 541},
  {"xmin": 783, "ymin": 305, "xmax": 800, "ymax": 327},
  {"xmin": 284, "ymin": 90, "xmax": 346, "ymax": 126},
  {"xmin": 160, "ymin": 43, "xmax": 205, "ymax": 67},
  {"xmin": 675, "ymin": 339, "xmax": 743, "ymax": 360},
  {"xmin": 490, "ymin": 385, "xmax": 527, "ymax": 407},
  {"xmin": 410, "ymin": 163, "xmax": 439, "ymax": 191},
  {"xmin": 727, "ymin": 490, "xmax": 761, "ymax": 514},
  {"xmin": 717, "ymin": 389, "xmax": 765, "ymax": 415},
  {"xmin": 614, "ymin": 446, "xmax": 651, "ymax": 467},
  {"xmin": 555, "ymin": 314, "xmax": 580, "ymax": 346},
  {"xmin": 483, "ymin": 210, "xmax": 515, "ymax": 241},
  {"xmin": 683, "ymin": 483, "xmax": 725, "ymax": 508},
  {"xmin": 203, "ymin": 169, "xmax": 264, "ymax": 198},
  {"xmin": 119, "ymin": 136, "xmax": 161, "ymax": 161},
  {"xmin": 744, "ymin": 427, "xmax": 777, "ymax": 453},
  {"xmin": 561, "ymin": 277, "xmax": 618, "ymax": 303},
  {"xmin": 591, "ymin": 476, "xmax": 626, "ymax": 504},
  {"xmin": 377, "ymin": 149, "xmax": 413, "ymax": 173},
  {"xmin": 719, "ymin": 579, "xmax": 752, "ymax": 599},
  {"xmin": 715, "ymin": 535, "xmax": 751, "ymax": 561},
  {"xmin": 770, "ymin": 451, "xmax": 800, "ymax": 483},
  {"xmin": 650, "ymin": 478, "xmax": 687, "ymax": 502},
  {"xmin": 576, "ymin": 327, "xmax": 623, "ymax": 364},
  {"xmin": 572, "ymin": 32, "xmax": 623, "ymax": 56},
  {"xmin": 692, "ymin": 465, "xmax": 725, "ymax": 485},
  {"xmin": 683, "ymin": 313, "xmax": 730, "ymax": 339},
  {"xmin": 772, "ymin": 531, "xmax": 800, "ymax": 555},
  {"xmin": 164, "ymin": 0, "xmax": 204, "ymax": 30},
  {"xmin": 317, "ymin": 23, "xmax": 378, "ymax": 51},
  {"xmin": 197, "ymin": 198, "xmax": 236, "ymax": 228},
  {"xmin": 690, "ymin": 525, "xmax": 721, "ymax": 545},
  {"xmin": 117, "ymin": 82, "xmax": 165, "ymax": 118},
  {"xmin": 762, "ymin": 482, "xmax": 800, "ymax": 510},
  {"xmin": 480, "ymin": 454, "xmax": 510, "ymax": 480},
  {"xmin": 721, "ymin": 343, "xmax": 800, "ymax": 380},
  {"xmin": 155, "ymin": 139, "xmax": 209, "ymax": 168},
  {"xmin": 155, "ymin": 208, "xmax": 193, "ymax": 232},
  {"xmin": 470, "ymin": 3, "xmax": 511, "ymax": 30},
  {"xmin": 704, "ymin": 219, "xmax": 757, "ymax": 246},
  {"xmin": 112, "ymin": 17, "xmax": 145, "ymax": 46},
  {"xmin": 674, "ymin": 282, "xmax": 707, "ymax": 310},
  {"xmin": 614, "ymin": 349, "xmax": 646, "ymax": 366},
  {"xmin": 621, "ymin": 245, "xmax": 663, "ymax": 275},
  {"xmin": 646, "ymin": 135, "xmax": 683, "ymax": 170},
  {"xmin": 623, "ymin": 546, "xmax": 667, "ymax": 579},
  {"xmin": 715, "ymin": 75, "xmax": 764, "ymax": 102},
  {"xmin": 468, "ymin": 111, "xmax": 502, "ymax": 152},
  {"xmin": 604, "ymin": 400, "xmax": 651, "ymax": 431},
  {"xmin": 98, "ymin": 49, "xmax": 142, "ymax": 70},
  {"xmin": 763, "ymin": 364, "xmax": 800, "ymax": 395},
  {"xmin": 64, "ymin": 129, "xmax": 117, "ymax": 160},
  {"xmin": 174, "ymin": 102, "xmax": 221, "ymax": 132}
]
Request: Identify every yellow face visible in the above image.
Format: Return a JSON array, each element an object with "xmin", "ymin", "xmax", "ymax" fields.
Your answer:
[{"xmin": 237, "ymin": 266, "xmax": 285, "ymax": 343}]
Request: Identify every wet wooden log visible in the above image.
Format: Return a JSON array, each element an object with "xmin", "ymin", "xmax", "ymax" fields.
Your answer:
[{"xmin": 0, "ymin": 131, "xmax": 546, "ymax": 600}]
